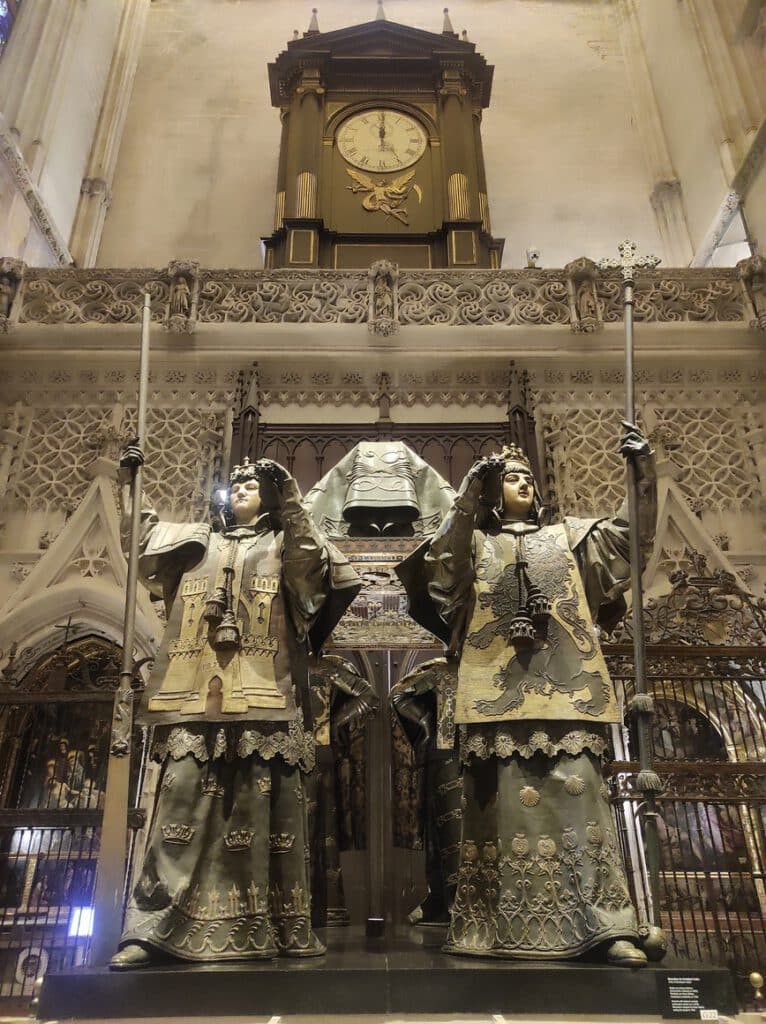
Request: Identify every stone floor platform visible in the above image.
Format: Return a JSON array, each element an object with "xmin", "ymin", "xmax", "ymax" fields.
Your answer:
[{"xmin": 37, "ymin": 927, "xmax": 738, "ymax": 1020}]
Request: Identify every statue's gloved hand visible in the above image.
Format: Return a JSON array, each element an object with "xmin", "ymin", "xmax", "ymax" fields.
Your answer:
[
  {"xmin": 254, "ymin": 458, "xmax": 294, "ymax": 507},
  {"xmin": 118, "ymin": 441, "xmax": 145, "ymax": 485},
  {"xmin": 619, "ymin": 421, "xmax": 652, "ymax": 460},
  {"xmin": 254, "ymin": 458, "xmax": 290, "ymax": 488},
  {"xmin": 615, "ymin": 421, "xmax": 657, "ymax": 544},
  {"xmin": 332, "ymin": 693, "xmax": 376, "ymax": 736},
  {"xmin": 466, "ymin": 454, "xmax": 505, "ymax": 484},
  {"xmin": 459, "ymin": 454, "xmax": 505, "ymax": 511},
  {"xmin": 120, "ymin": 440, "xmax": 145, "ymax": 469}
]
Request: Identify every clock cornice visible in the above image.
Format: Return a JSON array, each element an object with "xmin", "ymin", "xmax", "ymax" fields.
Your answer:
[{"xmin": 268, "ymin": 19, "xmax": 493, "ymax": 108}]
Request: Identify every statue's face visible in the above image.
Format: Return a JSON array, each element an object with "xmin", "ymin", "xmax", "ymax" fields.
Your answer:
[
  {"xmin": 502, "ymin": 468, "xmax": 535, "ymax": 520},
  {"xmin": 230, "ymin": 477, "xmax": 262, "ymax": 525}
]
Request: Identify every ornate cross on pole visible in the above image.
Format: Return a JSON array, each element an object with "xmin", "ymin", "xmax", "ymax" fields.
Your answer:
[
  {"xmin": 598, "ymin": 240, "xmax": 660, "ymax": 424},
  {"xmin": 597, "ymin": 240, "xmax": 663, "ymax": 930}
]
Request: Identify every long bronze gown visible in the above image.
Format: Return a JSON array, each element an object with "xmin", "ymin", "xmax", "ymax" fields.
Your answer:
[
  {"xmin": 119, "ymin": 486, "xmax": 359, "ymax": 961},
  {"xmin": 306, "ymin": 654, "xmax": 376, "ymax": 926},
  {"xmin": 411, "ymin": 467, "xmax": 655, "ymax": 960},
  {"xmin": 390, "ymin": 658, "xmax": 462, "ymax": 925}
]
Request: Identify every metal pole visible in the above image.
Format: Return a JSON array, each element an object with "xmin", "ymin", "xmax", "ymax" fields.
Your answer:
[
  {"xmin": 624, "ymin": 273, "xmax": 661, "ymax": 924},
  {"xmin": 598, "ymin": 242, "xmax": 663, "ymax": 926},
  {"xmin": 90, "ymin": 293, "xmax": 151, "ymax": 965}
]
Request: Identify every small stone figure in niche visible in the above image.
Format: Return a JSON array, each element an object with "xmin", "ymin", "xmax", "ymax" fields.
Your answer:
[
  {"xmin": 0, "ymin": 274, "xmax": 14, "ymax": 318},
  {"xmin": 170, "ymin": 275, "xmax": 191, "ymax": 317},
  {"xmin": 398, "ymin": 426, "xmax": 657, "ymax": 966},
  {"xmin": 306, "ymin": 653, "xmax": 378, "ymax": 926},
  {"xmin": 373, "ymin": 275, "xmax": 393, "ymax": 320},
  {"xmin": 576, "ymin": 280, "xmax": 597, "ymax": 321},
  {"xmin": 110, "ymin": 447, "xmax": 360, "ymax": 968},
  {"xmin": 737, "ymin": 254, "xmax": 766, "ymax": 330}
]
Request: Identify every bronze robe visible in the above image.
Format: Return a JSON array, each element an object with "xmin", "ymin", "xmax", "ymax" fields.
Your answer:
[
  {"xmin": 415, "ymin": 480, "xmax": 654, "ymax": 959},
  {"xmin": 120, "ymin": 490, "xmax": 360, "ymax": 960},
  {"xmin": 306, "ymin": 654, "xmax": 377, "ymax": 926},
  {"xmin": 390, "ymin": 658, "xmax": 462, "ymax": 925}
]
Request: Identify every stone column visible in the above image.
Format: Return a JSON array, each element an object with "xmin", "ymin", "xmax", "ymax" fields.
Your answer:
[
  {"xmin": 615, "ymin": 0, "xmax": 693, "ymax": 265},
  {"xmin": 69, "ymin": 0, "xmax": 150, "ymax": 267},
  {"xmin": 0, "ymin": 402, "xmax": 25, "ymax": 513}
]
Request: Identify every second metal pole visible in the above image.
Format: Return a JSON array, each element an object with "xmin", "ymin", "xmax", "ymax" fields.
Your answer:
[
  {"xmin": 89, "ymin": 293, "xmax": 151, "ymax": 965},
  {"xmin": 623, "ymin": 275, "xmax": 661, "ymax": 925}
]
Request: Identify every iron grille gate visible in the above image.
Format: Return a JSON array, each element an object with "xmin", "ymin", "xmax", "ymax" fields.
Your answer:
[
  {"xmin": 605, "ymin": 565, "xmax": 766, "ymax": 1004},
  {"xmin": 0, "ymin": 635, "xmax": 140, "ymax": 1006}
]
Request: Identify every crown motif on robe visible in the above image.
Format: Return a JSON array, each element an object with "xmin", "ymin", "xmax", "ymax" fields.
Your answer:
[
  {"xmin": 269, "ymin": 832, "xmax": 296, "ymax": 853},
  {"xmin": 161, "ymin": 823, "xmax": 195, "ymax": 845},
  {"xmin": 229, "ymin": 457, "xmax": 260, "ymax": 485},
  {"xmin": 498, "ymin": 444, "xmax": 532, "ymax": 472},
  {"xmin": 223, "ymin": 829, "xmax": 253, "ymax": 852},
  {"xmin": 201, "ymin": 777, "xmax": 225, "ymax": 798}
]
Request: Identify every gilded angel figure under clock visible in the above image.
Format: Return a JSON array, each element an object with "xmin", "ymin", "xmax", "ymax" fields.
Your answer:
[{"xmin": 345, "ymin": 167, "xmax": 423, "ymax": 225}]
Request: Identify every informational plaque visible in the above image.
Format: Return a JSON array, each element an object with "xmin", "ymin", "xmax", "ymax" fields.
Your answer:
[{"xmin": 658, "ymin": 973, "xmax": 719, "ymax": 1020}]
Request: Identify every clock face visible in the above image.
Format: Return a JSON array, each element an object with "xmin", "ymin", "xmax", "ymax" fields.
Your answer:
[{"xmin": 337, "ymin": 109, "xmax": 427, "ymax": 173}]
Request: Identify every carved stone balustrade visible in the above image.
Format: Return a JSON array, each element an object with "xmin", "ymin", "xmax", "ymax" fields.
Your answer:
[{"xmin": 12, "ymin": 265, "xmax": 752, "ymax": 330}]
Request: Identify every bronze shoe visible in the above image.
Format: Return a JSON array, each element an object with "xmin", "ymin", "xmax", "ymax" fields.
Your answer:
[
  {"xmin": 109, "ymin": 942, "xmax": 154, "ymax": 970},
  {"xmin": 606, "ymin": 939, "xmax": 648, "ymax": 968}
]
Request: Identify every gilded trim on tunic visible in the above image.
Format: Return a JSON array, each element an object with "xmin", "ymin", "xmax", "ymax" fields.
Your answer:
[
  {"xmin": 151, "ymin": 721, "xmax": 315, "ymax": 772},
  {"xmin": 460, "ymin": 724, "xmax": 609, "ymax": 763}
]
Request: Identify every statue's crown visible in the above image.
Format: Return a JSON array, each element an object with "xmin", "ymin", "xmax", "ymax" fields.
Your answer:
[
  {"xmin": 229, "ymin": 457, "xmax": 259, "ymax": 485},
  {"xmin": 498, "ymin": 444, "xmax": 532, "ymax": 471}
]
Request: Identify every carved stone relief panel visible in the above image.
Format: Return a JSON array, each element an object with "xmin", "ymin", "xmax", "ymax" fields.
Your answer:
[
  {"xmin": 651, "ymin": 407, "xmax": 760, "ymax": 515},
  {"xmin": 7, "ymin": 403, "xmax": 224, "ymax": 524},
  {"xmin": 539, "ymin": 397, "xmax": 763, "ymax": 523}
]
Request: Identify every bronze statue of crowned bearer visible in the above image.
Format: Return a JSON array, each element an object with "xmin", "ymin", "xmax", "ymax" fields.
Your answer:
[
  {"xmin": 111, "ymin": 449, "xmax": 360, "ymax": 968},
  {"xmin": 398, "ymin": 427, "xmax": 666, "ymax": 967}
]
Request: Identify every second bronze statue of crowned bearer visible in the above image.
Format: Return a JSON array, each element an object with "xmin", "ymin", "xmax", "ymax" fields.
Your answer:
[
  {"xmin": 111, "ymin": 451, "xmax": 360, "ymax": 969},
  {"xmin": 397, "ymin": 427, "xmax": 661, "ymax": 967}
]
